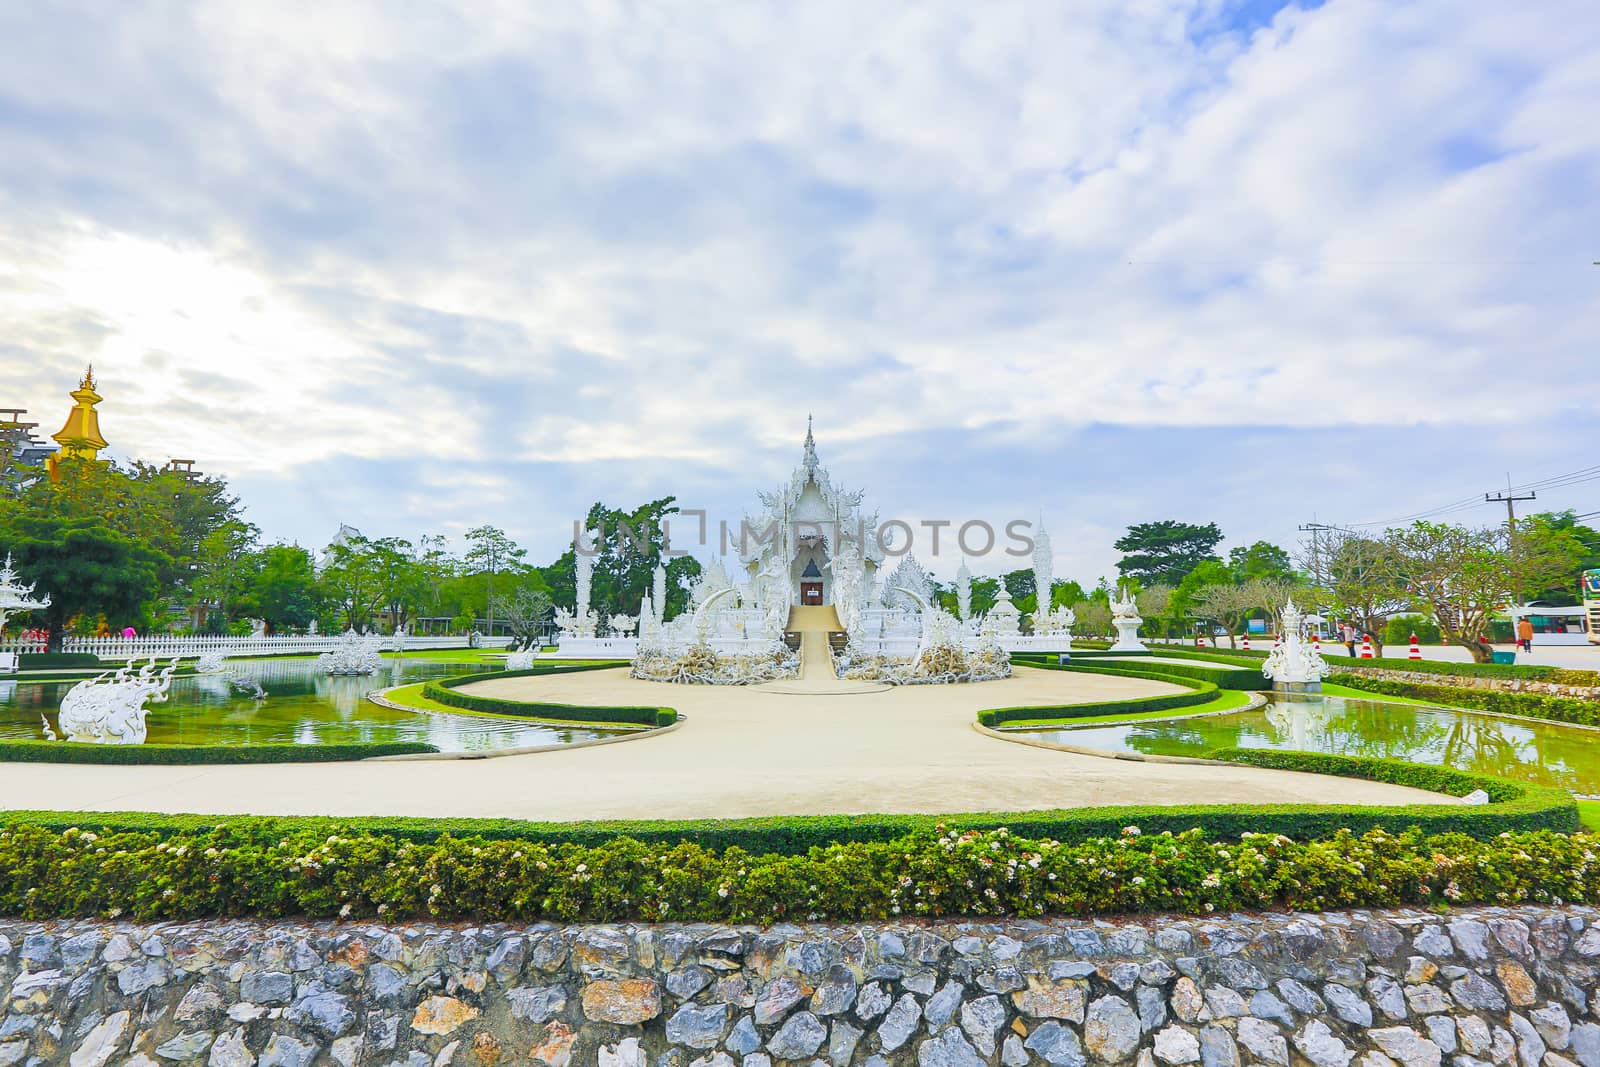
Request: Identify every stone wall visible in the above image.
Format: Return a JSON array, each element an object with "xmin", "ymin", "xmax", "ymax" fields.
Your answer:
[{"xmin": 5, "ymin": 907, "xmax": 1600, "ymax": 1067}]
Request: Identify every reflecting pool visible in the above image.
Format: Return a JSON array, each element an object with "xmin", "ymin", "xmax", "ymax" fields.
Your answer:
[
  {"xmin": 1008, "ymin": 695, "xmax": 1600, "ymax": 794},
  {"xmin": 0, "ymin": 658, "xmax": 631, "ymax": 752}
]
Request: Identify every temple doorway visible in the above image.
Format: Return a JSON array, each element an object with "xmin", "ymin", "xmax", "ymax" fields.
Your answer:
[{"xmin": 800, "ymin": 582, "xmax": 823, "ymax": 605}]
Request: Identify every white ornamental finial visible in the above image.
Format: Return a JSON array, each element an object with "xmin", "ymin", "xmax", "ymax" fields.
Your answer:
[{"xmin": 802, "ymin": 415, "xmax": 818, "ymax": 471}]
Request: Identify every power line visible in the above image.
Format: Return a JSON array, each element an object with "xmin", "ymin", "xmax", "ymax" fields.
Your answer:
[{"xmin": 1348, "ymin": 461, "xmax": 1600, "ymax": 529}]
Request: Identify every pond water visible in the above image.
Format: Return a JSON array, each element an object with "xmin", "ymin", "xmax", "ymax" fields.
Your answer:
[
  {"xmin": 0, "ymin": 658, "xmax": 631, "ymax": 753},
  {"xmin": 1008, "ymin": 695, "xmax": 1600, "ymax": 794}
]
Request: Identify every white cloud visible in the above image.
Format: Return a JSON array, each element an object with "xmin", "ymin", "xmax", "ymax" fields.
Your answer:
[{"xmin": 1, "ymin": 0, "xmax": 1597, "ymax": 573}]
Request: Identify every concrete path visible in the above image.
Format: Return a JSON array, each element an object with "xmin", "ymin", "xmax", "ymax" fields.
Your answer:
[{"xmin": 0, "ymin": 666, "xmax": 1444, "ymax": 822}]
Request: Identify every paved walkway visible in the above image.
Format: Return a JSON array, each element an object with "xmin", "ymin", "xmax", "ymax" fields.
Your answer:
[{"xmin": 0, "ymin": 666, "xmax": 1442, "ymax": 822}]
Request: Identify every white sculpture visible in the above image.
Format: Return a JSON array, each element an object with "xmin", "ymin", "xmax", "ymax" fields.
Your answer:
[
  {"xmin": 883, "ymin": 556, "xmax": 932, "ymax": 613},
  {"xmin": 984, "ymin": 585, "xmax": 1022, "ymax": 636},
  {"xmin": 652, "ymin": 564, "xmax": 667, "ymax": 625},
  {"xmin": 1261, "ymin": 597, "xmax": 1331, "ymax": 691},
  {"xmin": 195, "ymin": 649, "xmax": 233, "ymax": 674},
  {"xmin": 317, "ymin": 628, "xmax": 385, "ymax": 675},
  {"xmin": 1031, "ymin": 522, "xmax": 1054, "ymax": 631},
  {"xmin": 391, "ymin": 620, "xmax": 410, "ymax": 654},
  {"xmin": 827, "ymin": 538, "xmax": 866, "ymax": 640},
  {"xmin": 56, "ymin": 657, "xmax": 178, "ymax": 745},
  {"xmin": 1108, "ymin": 583, "xmax": 1147, "ymax": 652},
  {"xmin": 0, "ymin": 554, "xmax": 50, "ymax": 637},
  {"xmin": 955, "ymin": 559, "xmax": 972, "ymax": 622},
  {"xmin": 505, "ymin": 650, "xmax": 537, "ymax": 670},
  {"xmin": 308, "ymin": 619, "xmax": 318, "ymax": 636},
  {"xmin": 248, "ymin": 618, "xmax": 267, "ymax": 638},
  {"xmin": 609, "ymin": 613, "xmax": 637, "ymax": 637}
]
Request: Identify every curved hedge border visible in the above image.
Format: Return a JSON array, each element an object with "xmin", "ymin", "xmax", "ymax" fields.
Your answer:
[
  {"xmin": 1158, "ymin": 643, "xmax": 1600, "ymax": 686},
  {"xmin": 980, "ymin": 663, "xmax": 1219, "ymax": 727},
  {"xmin": 423, "ymin": 662, "xmax": 676, "ymax": 728},
  {"xmin": 1015, "ymin": 652, "xmax": 1267, "ymax": 691},
  {"xmin": 17, "ymin": 653, "xmax": 102, "ymax": 669},
  {"xmin": 0, "ymin": 752, "xmax": 1572, "ymax": 854},
  {"xmin": 0, "ymin": 740, "xmax": 438, "ymax": 764},
  {"xmin": 1327, "ymin": 673, "xmax": 1600, "ymax": 728}
]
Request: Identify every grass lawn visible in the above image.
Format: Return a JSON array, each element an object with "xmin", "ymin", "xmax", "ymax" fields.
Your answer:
[
  {"xmin": 1579, "ymin": 801, "xmax": 1600, "ymax": 832},
  {"xmin": 375, "ymin": 682, "xmax": 650, "ymax": 732},
  {"xmin": 994, "ymin": 688, "xmax": 1254, "ymax": 730}
]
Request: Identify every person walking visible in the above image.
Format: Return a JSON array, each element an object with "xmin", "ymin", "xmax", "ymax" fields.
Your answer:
[
  {"xmin": 1341, "ymin": 621, "xmax": 1357, "ymax": 658},
  {"xmin": 1516, "ymin": 616, "xmax": 1534, "ymax": 654}
]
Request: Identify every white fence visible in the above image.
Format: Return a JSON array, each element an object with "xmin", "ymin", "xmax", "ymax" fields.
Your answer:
[{"xmin": 0, "ymin": 633, "xmax": 513, "ymax": 660}]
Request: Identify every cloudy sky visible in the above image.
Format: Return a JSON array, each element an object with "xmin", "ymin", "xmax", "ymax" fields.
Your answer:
[{"xmin": 3, "ymin": 0, "xmax": 1597, "ymax": 583}]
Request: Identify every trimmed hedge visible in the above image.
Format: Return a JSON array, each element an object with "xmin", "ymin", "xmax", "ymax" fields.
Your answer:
[
  {"xmin": 1327, "ymin": 673, "xmax": 1600, "ymax": 728},
  {"xmin": 979, "ymin": 664, "xmax": 1219, "ymax": 727},
  {"xmin": 0, "ymin": 752, "xmax": 1572, "ymax": 856},
  {"xmin": 425, "ymin": 663, "xmax": 676, "ymax": 728},
  {"xmin": 1205, "ymin": 749, "xmax": 1576, "ymax": 836},
  {"xmin": 1160, "ymin": 643, "xmax": 1600, "ymax": 687},
  {"xmin": 0, "ymin": 740, "xmax": 438, "ymax": 764},
  {"xmin": 17, "ymin": 653, "xmax": 103, "ymax": 669},
  {"xmin": 0, "ymin": 755, "xmax": 1580, "ymax": 922},
  {"xmin": 1018, "ymin": 652, "xmax": 1267, "ymax": 691}
]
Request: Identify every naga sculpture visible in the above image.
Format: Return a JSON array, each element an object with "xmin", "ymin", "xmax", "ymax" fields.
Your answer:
[
  {"xmin": 56, "ymin": 657, "xmax": 178, "ymax": 745},
  {"xmin": 317, "ymin": 629, "xmax": 385, "ymax": 676}
]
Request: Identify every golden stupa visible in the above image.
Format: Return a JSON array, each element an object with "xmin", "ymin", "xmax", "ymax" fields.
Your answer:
[{"xmin": 47, "ymin": 366, "xmax": 108, "ymax": 479}]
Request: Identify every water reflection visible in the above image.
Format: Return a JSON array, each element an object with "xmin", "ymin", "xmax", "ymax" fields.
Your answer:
[
  {"xmin": 1012, "ymin": 695, "xmax": 1600, "ymax": 793},
  {"xmin": 0, "ymin": 659, "xmax": 630, "ymax": 752}
]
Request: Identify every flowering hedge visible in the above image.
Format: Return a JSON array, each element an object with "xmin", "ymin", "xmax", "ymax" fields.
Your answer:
[{"xmin": 3, "ymin": 820, "xmax": 1597, "ymax": 924}]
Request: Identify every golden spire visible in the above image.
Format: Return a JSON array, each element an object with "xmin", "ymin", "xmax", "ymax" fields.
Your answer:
[{"xmin": 50, "ymin": 364, "xmax": 108, "ymax": 464}]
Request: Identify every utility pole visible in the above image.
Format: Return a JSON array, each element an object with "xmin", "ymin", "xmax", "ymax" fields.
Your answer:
[
  {"xmin": 1485, "ymin": 478, "xmax": 1536, "ymax": 534},
  {"xmin": 1298, "ymin": 521, "xmax": 1342, "ymax": 588},
  {"xmin": 1486, "ymin": 475, "xmax": 1537, "ymax": 609}
]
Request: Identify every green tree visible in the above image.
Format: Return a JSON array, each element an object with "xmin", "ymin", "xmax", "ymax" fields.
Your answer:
[
  {"xmin": 1319, "ymin": 531, "xmax": 1409, "ymax": 655},
  {"xmin": 1389, "ymin": 520, "xmax": 1587, "ymax": 662},
  {"xmin": 494, "ymin": 584, "xmax": 553, "ymax": 651},
  {"xmin": 464, "ymin": 525, "xmax": 526, "ymax": 635},
  {"xmin": 549, "ymin": 498, "xmax": 702, "ymax": 620},
  {"xmin": 0, "ymin": 516, "xmax": 167, "ymax": 651},
  {"xmin": 193, "ymin": 519, "xmax": 262, "ymax": 625},
  {"xmin": 1114, "ymin": 520, "xmax": 1223, "ymax": 586},
  {"xmin": 249, "ymin": 544, "xmax": 320, "ymax": 632},
  {"xmin": 1228, "ymin": 540, "xmax": 1295, "ymax": 582},
  {"xmin": 1520, "ymin": 511, "xmax": 1600, "ymax": 605}
]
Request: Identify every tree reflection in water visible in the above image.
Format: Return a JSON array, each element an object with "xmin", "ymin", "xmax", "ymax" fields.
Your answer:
[{"xmin": 1026, "ymin": 696, "xmax": 1596, "ymax": 793}]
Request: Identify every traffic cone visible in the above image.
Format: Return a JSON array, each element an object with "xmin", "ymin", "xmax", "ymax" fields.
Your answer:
[
  {"xmin": 1408, "ymin": 634, "xmax": 1422, "ymax": 661},
  {"xmin": 1360, "ymin": 635, "xmax": 1375, "ymax": 659},
  {"xmin": 1241, "ymin": 633, "xmax": 1251, "ymax": 651},
  {"xmin": 1312, "ymin": 634, "xmax": 1322, "ymax": 655}
]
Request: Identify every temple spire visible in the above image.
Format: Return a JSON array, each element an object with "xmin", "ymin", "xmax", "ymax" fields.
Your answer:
[
  {"xmin": 802, "ymin": 414, "xmax": 818, "ymax": 471},
  {"xmin": 48, "ymin": 365, "xmax": 108, "ymax": 475}
]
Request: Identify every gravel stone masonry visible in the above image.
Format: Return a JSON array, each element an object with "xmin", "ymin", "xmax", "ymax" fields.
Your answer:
[{"xmin": 5, "ymin": 906, "xmax": 1600, "ymax": 1067}]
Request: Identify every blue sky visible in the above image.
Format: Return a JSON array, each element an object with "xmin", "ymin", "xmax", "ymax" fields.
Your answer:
[{"xmin": 2, "ymin": 0, "xmax": 1598, "ymax": 584}]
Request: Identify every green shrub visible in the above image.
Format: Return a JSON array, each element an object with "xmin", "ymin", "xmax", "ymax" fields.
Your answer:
[
  {"xmin": 0, "ymin": 741, "xmax": 438, "ymax": 764},
  {"xmin": 425, "ymin": 663, "xmax": 676, "ymax": 728},
  {"xmin": 0, "ymin": 751, "xmax": 1571, "ymax": 861},
  {"xmin": 1382, "ymin": 615, "xmax": 1442, "ymax": 647},
  {"xmin": 1156, "ymin": 645, "xmax": 1600, "ymax": 687},
  {"xmin": 980, "ymin": 664, "xmax": 1220, "ymax": 727},
  {"xmin": 1327, "ymin": 673, "xmax": 1600, "ymax": 727},
  {"xmin": 17, "ymin": 653, "xmax": 103, "ymax": 669},
  {"xmin": 0, "ymin": 795, "xmax": 1585, "ymax": 923}
]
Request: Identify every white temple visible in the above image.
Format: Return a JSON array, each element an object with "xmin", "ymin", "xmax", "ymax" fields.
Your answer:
[{"xmin": 555, "ymin": 421, "xmax": 1094, "ymax": 679}]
